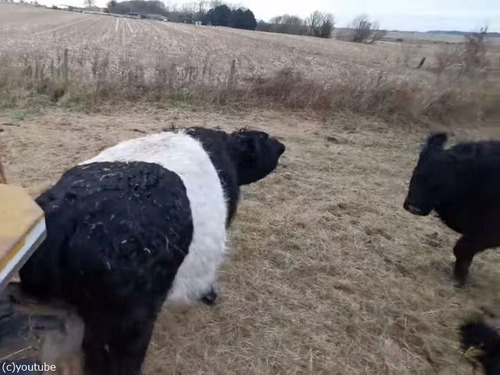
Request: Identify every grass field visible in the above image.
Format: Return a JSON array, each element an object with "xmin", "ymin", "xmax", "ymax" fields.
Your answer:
[
  {"xmin": 1, "ymin": 3, "xmax": 498, "ymax": 124},
  {"xmin": 1, "ymin": 3, "xmax": 500, "ymax": 374},
  {"xmin": 0, "ymin": 4, "xmax": 436, "ymax": 78}
]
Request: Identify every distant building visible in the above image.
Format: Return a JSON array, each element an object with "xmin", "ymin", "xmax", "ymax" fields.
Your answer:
[{"xmin": 143, "ymin": 14, "xmax": 167, "ymax": 21}]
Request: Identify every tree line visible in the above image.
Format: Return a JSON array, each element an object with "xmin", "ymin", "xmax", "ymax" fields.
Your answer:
[
  {"xmin": 257, "ymin": 11, "xmax": 334, "ymax": 39},
  {"xmin": 104, "ymin": 1, "xmax": 385, "ymax": 42},
  {"xmin": 106, "ymin": 1, "xmax": 256, "ymax": 30},
  {"xmin": 205, "ymin": 4, "xmax": 256, "ymax": 30}
]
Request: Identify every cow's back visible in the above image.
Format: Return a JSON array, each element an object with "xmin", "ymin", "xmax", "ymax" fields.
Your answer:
[
  {"xmin": 81, "ymin": 131, "xmax": 228, "ymax": 304},
  {"xmin": 437, "ymin": 140, "xmax": 500, "ymax": 235}
]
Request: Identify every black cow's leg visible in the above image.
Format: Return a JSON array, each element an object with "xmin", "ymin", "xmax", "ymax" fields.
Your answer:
[
  {"xmin": 82, "ymin": 320, "xmax": 108, "ymax": 375},
  {"xmin": 82, "ymin": 307, "xmax": 157, "ymax": 375},
  {"xmin": 453, "ymin": 236, "xmax": 487, "ymax": 287}
]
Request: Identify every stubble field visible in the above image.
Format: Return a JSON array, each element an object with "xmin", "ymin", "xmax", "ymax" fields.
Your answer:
[
  {"xmin": 1, "ymin": 3, "xmax": 500, "ymax": 374},
  {"xmin": 2, "ymin": 2, "xmax": 498, "ymax": 125},
  {"xmin": 0, "ymin": 3, "xmax": 436, "ymax": 80}
]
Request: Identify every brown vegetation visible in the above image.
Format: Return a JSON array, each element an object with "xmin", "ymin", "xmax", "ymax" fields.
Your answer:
[
  {"xmin": 2, "ymin": 107, "xmax": 500, "ymax": 375},
  {"xmin": 432, "ymin": 27, "xmax": 490, "ymax": 75},
  {"xmin": 0, "ymin": 3, "xmax": 498, "ymax": 126},
  {"xmin": 2, "ymin": 3, "xmax": 500, "ymax": 375},
  {"xmin": 340, "ymin": 15, "xmax": 387, "ymax": 44},
  {"xmin": 0, "ymin": 52, "xmax": 483, "ymax": 125}
]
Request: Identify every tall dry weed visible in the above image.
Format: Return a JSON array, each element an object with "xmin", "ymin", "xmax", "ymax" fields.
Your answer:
[
  {"xmin": 245, "ymin": 67, "xmax": 482, "ymax": 123},
  {"xmin": 0, "ymin": 47, "xmax": 490, "ymax": 125}
]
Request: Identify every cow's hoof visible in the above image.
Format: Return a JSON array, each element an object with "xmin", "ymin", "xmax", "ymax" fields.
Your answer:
[
  {"xmin": 452, "ymin": 264, "xmax": 469, "ymax": 289},
  {"xmin": 200, "ymin": 289, "xmax": 218, "ymax": 306},
  {"xmin": 453, "ymin": 273, "xmax": 467, "ymax": 289}
]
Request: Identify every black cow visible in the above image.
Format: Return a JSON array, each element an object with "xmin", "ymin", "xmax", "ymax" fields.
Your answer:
[
  {"xmin": 460, "ymin": 319, "xmax": 500, "ymax": 374},
  {"xmin": 403, "ymin": 132, "xmax": 500, "ymax": 286},
  {"xmin": 19, "ymin": 127, "xmax": 286, "ymax": 375}
]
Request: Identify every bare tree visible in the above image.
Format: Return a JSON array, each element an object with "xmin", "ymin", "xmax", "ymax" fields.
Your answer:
[
  {"xmin": 270, "ymin": 14, "xmax": 303, "ymax": 26},
  {"xmin": 106, "ymin": 0, "xmax": 116, "ymax": 9},
  {"xmin": 463, "ymin": 26, "xmax": 488, "ymax": 71},
  {"xmin": 350, "ymin": 15, "xmax": 372, "ymax": 42},
  {"xmin": 286, "ymin": 15, "xmax": 304, "ymax": 26},
  {"xmin": 348, "ymin": 15, "xmax": 386, "ymax": 44},
  {"xmin": 306, "ymin": 11, "xmax": 323, "ymax": 36},
  {"xmin": 265, "ymin": 11, "xmax": 333, "ymax": 38},
  {"xmin": 306, "ymin": 11, "xmax": 334, "ymax": 38},
  {"xmin": 269, "ymin": 15, "xmax": 282, "ymax": 24},
  {"xmin": 163, "ymin": 0, "xmax": 174, "ymax": 12},
  {"xmin": 180, "ymin": 2, "xmax": 196, "ymax": 13},
  {"xmin": 319, "ymin": 13, "xmax": 335, "ymax": 38},
  {"xmin": 369, "ymin": 21, "xmax": 387, "ymax": 43},
  {"xmin": 268, "ymin": 14, "xmax": 308, "ymax": 35},
  {"xmin": 197, "ymin": 1, "xmax": 209, "ymax": 13},
  {"xmin": 84, "ymin": 0, "xmax": 95, "ymax": 8}
]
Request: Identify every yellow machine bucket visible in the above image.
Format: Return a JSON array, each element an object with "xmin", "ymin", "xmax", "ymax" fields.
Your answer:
[
  {"xmin": 0, "ymin": 159, "xmax": 84, "ymax": 375},
  {"xmin": 0, "ymin": 161, "xmax": 46, "ymax": 291}
]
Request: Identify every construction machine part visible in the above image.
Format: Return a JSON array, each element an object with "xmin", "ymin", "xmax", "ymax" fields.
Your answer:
[
  {"xmin": 0, "ymin": 283, "xmax": 84, "ymax": 375},
  {"xmin": 0, "ymin": 183, "xmax": 46, "ymax": 292},
  {"xmin": 0, "ymin": 169, "xmax": 85, "ymax": 374},
  {"xmin": 0, "ymin": 156, "xmax": 6, "ymax": 185}
]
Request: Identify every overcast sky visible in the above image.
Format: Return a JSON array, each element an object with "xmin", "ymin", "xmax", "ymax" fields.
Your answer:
[
  {"xmin": 227, "ymin": 0, "xmax": 499, "ymax": 31},
  {"xmin": 39, "ymin": 0, "xmax": 500, "ymax": 32}
]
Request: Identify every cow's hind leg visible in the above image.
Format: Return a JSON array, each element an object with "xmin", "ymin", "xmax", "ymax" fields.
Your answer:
[
  {"xmin": 453, "ymin": 236, "xmax": 489, "ymax": 287},
  {"xmin": 81, "ymin": 306, "xmax": 157, "ymax": 375}
]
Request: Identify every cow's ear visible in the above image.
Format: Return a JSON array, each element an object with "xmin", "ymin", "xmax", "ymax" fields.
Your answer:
[
  {"xmin": 231, "ymin": 131, "xmax": 258, "ymax": 166},
  {"xmin": 427, "ymin": 132, "xmax": 447, "ymax": 149},
  {"xmin": 422, "ymin": 132, "xmax": 447, "ymax": 154}
]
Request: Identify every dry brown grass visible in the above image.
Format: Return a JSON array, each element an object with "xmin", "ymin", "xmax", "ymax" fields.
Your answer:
[
  {"xmin": 0, "ymin": 49, "xmax": 488, "ymax": 125},
  {"xmin": 2, "ymin": 107, "xmax": 500, "ymax": 374},
  {"xmin": 0, "ymin": 3, "xmax": 498, "ymax": 125},
  {"xmin": 2, "ymin": 4, "xmax": 500, "ymax": 374}
]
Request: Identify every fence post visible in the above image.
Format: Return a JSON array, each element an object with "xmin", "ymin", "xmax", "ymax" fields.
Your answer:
[
  {"xmin": 417, "ymin": 57, "xmax": 426, "ymax": 69},
  {"xmin": 227, "ymin": 59, "xmax": 236, "ymax": 89},
  {"xmin": 62, "ymin": 48, "xmax": 69, "ymax": 82}
]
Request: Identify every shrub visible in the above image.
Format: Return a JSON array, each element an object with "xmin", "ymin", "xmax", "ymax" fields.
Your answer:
[{"xmin": 342, "ymin": 15, "xmax": 387, "ymax": 44}]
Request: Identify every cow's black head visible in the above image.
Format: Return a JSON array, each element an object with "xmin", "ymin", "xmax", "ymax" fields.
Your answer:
[
  {"xmin": 228, "ymin": 129, "xmax": 286, "ymax": 185},
  {"xmin": 184, "ymin": 126, "xmax": 285, "ymax": 186},
  {"xmin": 403, "ymin": 132, "xmax": 456, "ymax": 216}
]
